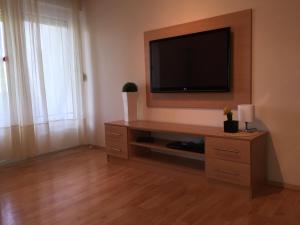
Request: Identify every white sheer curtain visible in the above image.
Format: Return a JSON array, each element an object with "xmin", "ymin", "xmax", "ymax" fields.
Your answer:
[{"xmin": 0, "ymin": 0, "xmax": 85, "ymax": 163}]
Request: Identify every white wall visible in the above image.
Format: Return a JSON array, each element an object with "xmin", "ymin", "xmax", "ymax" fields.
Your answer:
[{"xmin": 82, "ymin": 0, "xmax": 300, "ymax": 186}]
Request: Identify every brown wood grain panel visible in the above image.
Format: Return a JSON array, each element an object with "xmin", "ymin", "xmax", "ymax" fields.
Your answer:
[
  {"xmin": 144, "ymin": 9, "xmax": 252, "ymax": 108},
  {"xmin": 251, "ymin": 135, "xmax": 267, "ymax": 193},
  {"xmin": 105, "ymin": 124, "xmax": 128, "ymax": 159},
  {"xmin": 206, "ymin": 137, "xmax": 251, "ymax": 164},
  {"xmin": 105, "ymin": 120, "xmax": 267, "ymax": 141},
  {"xmin": 2, "ymin": 148, "xmax": 300, "ymax": 225},
  {"xmin": 206, "ymin": 158, "xmax": 251, "ymax": 186}
]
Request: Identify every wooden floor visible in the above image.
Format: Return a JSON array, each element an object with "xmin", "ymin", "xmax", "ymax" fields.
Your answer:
[{"xmin": 1, "ymin": 148, "xmax": 300, "ymax": 225}]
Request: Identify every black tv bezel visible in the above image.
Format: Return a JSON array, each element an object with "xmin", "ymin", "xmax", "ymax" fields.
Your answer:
[{"xmin": 149, "ymin": 27, "xmax": 231, "ymax": 93}]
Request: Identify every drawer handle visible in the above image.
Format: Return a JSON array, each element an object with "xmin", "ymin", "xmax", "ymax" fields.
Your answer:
[
  {"xmin": 107, "ymin": 132, "xmax": 121, "ymax": 137},
  {"xmin": 215, "ymin": 169, "xmax": 239, "ymax": 177},
  {"xmin": 110, "ymin": 147, "xmax": 121, "ymax": 152},
  {"xmin": 214, "ymin": 147, "xmax": 239, "ymax": 154}
]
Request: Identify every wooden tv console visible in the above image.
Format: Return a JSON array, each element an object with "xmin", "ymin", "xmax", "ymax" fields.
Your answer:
[{"xmin": 105, "ymin": 120, "xmax": 268, "ymax": 198}]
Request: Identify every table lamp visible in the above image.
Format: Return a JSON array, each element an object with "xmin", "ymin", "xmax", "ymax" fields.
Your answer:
[{"xmin": 238, "ymin": 104, "xmax": 256, "ymax": 132}]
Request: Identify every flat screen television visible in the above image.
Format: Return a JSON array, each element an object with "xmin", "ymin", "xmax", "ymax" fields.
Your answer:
[{"xmin": 150, "ymin": 27, "xmax": 231, "ymax": 93}]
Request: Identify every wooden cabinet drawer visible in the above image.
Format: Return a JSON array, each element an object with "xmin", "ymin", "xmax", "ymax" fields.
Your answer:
[
  {"xmin": 206, "ymin": 158, "xmax": 251, "ymax": 186},
  {"xmin": 105, "ymin": 124, "xmax": 128, "ymax": 158},
  {"xmin": 206, "ymin": 137, "xmax": 250, "ymax": 164},
  {"xmin": 106, "ymin": 134, "xmax": 123, "ymax": 149}
]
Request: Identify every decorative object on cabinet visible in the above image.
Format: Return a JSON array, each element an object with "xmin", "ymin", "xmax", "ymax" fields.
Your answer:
[
  {"xmin": 122, "ymin": 82, "xmax": 138, "ymax": 122},
  {"xmin": 223, "ymin": 106, "xmax": 238, "ymax": 133}
]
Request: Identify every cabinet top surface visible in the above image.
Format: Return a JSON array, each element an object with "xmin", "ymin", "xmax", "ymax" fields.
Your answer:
[{"xmin": 105, "ymin": 120, "xmax": 267, "ymax": 141}]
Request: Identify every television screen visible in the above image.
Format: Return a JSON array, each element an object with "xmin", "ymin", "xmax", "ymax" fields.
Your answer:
[{"xmin": 150, "ymin": 27, "xmax": 231, "ymax": 93}]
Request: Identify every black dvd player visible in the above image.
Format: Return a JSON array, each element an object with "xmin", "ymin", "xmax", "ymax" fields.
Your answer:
[{"xmin": 166, "ymin": 141, "xmax": 204, "ymax": 153}]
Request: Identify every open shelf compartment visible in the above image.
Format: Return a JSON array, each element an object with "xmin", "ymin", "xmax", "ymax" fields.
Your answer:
[
  {"xmin": 130, "ymin": 138, "xmax": 204, "ymax": 160},
  {"xmin": 128, "ymin": 129, "xmax": 205, "ymax": 171}
]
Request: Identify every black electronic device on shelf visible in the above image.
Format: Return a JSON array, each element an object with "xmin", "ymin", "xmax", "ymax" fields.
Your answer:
[
  {"xmin": 166, "ymin": 141, "xmax": 204, "ymax": 154},
  {"xmin": 136, "ymin": 136, "xmax": 155, "ymax": 143}
]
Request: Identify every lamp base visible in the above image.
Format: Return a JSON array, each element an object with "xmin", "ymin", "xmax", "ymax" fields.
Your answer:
[{"xmin": 243, "ymin": 122, "xmax": 257, "ymax": 132}]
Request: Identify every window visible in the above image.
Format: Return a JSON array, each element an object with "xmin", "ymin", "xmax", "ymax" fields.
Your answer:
[
  {"xmin": 0, "ymin": 0, "xmax": 84, "ymax": 161},
  {"xmin": 0, "ymin": 1, "xmax": 83, "ymax": 127},
  {"xmin": 25, "ymin": 19, "xmax": 78, "ymax": 123}
]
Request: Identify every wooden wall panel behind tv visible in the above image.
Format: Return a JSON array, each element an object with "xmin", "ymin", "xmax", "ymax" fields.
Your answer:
[{"xmin": 144, "ymin": 9, "xmax": 252, "ymax": 109}]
